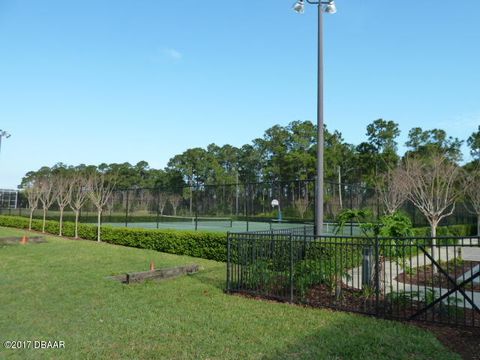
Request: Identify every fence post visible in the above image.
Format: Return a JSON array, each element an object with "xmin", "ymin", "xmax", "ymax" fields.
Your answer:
[
  {"xmin": 156, "ymin": 191, "xmax": 160, "ymax": 229},
  {"xmin": 303, "ymin": 225, "xmax": 307, "ymax": 259},
  {"xmin": 125, "ymin": 190, "xmax": 129, "ymax": 228},
  {"xmin": 349, "ymin": 186, "xmax": 354, "ymax": 236},
  {"xmin": 226, "ymin": 232, "xmax": 231, "ymax": 292},
  {"xmin": 246, "ymin": 184, "xmax": 250, "ymax": 232},
  {"xmin": 194, "ymin": 182, "xmax": 199, "ymax": 231},
  {"xmin": 374, "ymin": 235, "xmax": 380, "ymax": 315},
  {"xmin": 289, "ymin": 233, "xmax": 294, "ymax": 303}
]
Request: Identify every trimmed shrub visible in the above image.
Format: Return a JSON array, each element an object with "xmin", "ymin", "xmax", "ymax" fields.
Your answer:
[
  {"xmin": 0, "ymin": 215, "xmax": 227, "ymax": 262},
  {"xmin": 412, "ymin": 224, "xmax": 476, "ymax": 237}
]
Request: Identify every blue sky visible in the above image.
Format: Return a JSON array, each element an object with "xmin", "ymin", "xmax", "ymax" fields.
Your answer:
[{"xmin": 0, "ymin": 0, "xmax": 478, "ymax": 188}]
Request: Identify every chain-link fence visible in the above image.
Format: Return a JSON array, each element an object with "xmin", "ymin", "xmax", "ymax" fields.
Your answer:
[{"xmin": 5, "ymin": 180, "xmax": 477, "ymax": 232}]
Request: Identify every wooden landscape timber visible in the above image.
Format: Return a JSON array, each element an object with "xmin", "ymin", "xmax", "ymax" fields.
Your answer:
[{"xmin": 110, "ymin": 264, "xmax": 200, "ymax": 284}]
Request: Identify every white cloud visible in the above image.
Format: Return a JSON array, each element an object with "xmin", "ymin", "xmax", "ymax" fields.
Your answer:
[{"xmin": 162, "ymin": 48, "xmax": 183, "ymax": 60}]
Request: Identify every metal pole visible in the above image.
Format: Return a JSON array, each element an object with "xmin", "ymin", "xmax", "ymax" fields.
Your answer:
[
  {"xmin": 156, "ymin": 191, "xmax": 160, "ymax": 229},
  {"xmin": 374, "ymin": 235, "xmax": 380, "ymax": 315},
  {"xmin": 246, "ymin": 184, "xmax": 250, "ymax": 232},
  {"xmin": 289, "ymin": 233, "xmax": 294, "ymax": 303},
  {"xmin": 194, "ymin": 181, "xmax": 199, "ymax": 231},
  {"xmin": 315, "ymin": 4, "xmax": 325, "ymax": 236},
  {"xmin": 125, "ymin": 190, "xmax": 129, "ymax": 228},
  {"xmin": 226, "ymin": 232, "xmax": 231, "ymax": 292}
]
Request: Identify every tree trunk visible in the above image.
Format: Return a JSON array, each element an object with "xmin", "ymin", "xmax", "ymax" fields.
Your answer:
[
  {"xmin": 59, "ymin": 207, "xmax": 64, "ymax": 236},
  {"xmin": 29, "ymin": 209, "xmax": 34, "ymax": 231},
  {"xmin": 189, "ymin": 187, "xmax": 193, "ymax": 216},
  {"xmin": 430, "ymin": 221, "xmax": 438, "ymax": 274},
  {"xmin": 74, "ymin": 210, "xmax": 80, "ymax": 239},
  {"xmin": 42, "ymin": 207, "xmax": 47, "ymax": 233},
  {"xmin": 235, "ymin": 173, "xmax": 239, "ymax": 216},
  {"xmin": 338, "ymin": 166, "xmax": 343, "ymax": 210},
  {"xmin": 97, "ymin": 209, "xmax": 102, "ymax": 242}
]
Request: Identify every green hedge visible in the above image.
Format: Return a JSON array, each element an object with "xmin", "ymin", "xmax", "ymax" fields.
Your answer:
[
  {"xmin": 411, "ymin": 224, "xmax": 476, "ymax": 237},
  {"xmin": 0, "ymin": 215, "xmax": 227, "ymax": 262}
]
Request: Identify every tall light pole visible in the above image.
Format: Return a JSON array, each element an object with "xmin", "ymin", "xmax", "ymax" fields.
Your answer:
[
  {"xmin": 0, "ymin": 130, "xmax": 11, "ymax": 153},
  {"xmin": 293, "ymin": 0, "xmax": 336, "ymax": 236}
]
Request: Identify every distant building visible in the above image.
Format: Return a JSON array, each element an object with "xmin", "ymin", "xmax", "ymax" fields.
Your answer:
[{"xmin": 0, "ymin": 189, "xmax": 18, "ymax": 208}]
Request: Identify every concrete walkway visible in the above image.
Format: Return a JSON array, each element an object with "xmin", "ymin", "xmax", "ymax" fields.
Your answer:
[{"xmin": 344, "ymin": 244, "xmax": 480, "ymax": 310}]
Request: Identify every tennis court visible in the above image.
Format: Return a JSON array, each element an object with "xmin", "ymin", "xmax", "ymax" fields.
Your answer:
[{"xmin": 103, "ymin": 215, "xmax": 362, "ymax": 234}]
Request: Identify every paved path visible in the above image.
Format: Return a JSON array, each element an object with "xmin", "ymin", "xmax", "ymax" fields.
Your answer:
[{"xmin": 344, "ymin": 243, "xmax": 480, "ymax": 310}]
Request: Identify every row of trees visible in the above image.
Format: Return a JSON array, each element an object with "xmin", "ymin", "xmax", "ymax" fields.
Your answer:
[
  {"xmin": 19, "ymin": 155, "xmax": 480, "ymax": 238},
  {"xmin": 18, "ymin": 121, "xmax": 479, "ymax": 238},
  {"xmin": 165, "ymin": 120, "xmax": 474, "ymax": 189},
  {"xmin": 24, "ymin": 166, "xmax": 116, "ymax": 241}
]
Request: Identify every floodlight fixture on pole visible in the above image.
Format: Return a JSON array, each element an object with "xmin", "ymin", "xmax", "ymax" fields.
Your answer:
[
  {"xmin": 0, "ymin": 130, "xmax": 11, "ymax": 153},
  {"xmin": 324, "ymin": 1, "xmax": 337, "ymax": 14},
  {"xmin": 292, "ymin": 0, "xmax": 305, "ymax": 13},
  {"xmin": 292, "ymin": 0, "xmax": 337, "ymax": 236}
]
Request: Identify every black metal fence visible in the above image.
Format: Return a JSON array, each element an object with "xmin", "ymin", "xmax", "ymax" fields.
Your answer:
[{"xmin": 227, "ymin": 229, "xmax": 480, "ymax": 327}]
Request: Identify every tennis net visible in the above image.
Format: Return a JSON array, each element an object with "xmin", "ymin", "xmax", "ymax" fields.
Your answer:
[{"xmin": 157, "ymin": 215, "xmax": 233, "ymax": 228}]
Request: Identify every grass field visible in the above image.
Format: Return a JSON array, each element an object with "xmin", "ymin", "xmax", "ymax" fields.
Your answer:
[{"xmin": 0, "ymin": 227, "xmax": 459, "ymax": 359}]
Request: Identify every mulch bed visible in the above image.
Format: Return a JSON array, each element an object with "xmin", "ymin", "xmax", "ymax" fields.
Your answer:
[
  {"xmin": 413, "ymin": 322, "xmax": 480, "ymax": 360},
  {"xmin": 397, "ymin": 261, "xmax": 480, "ymax": 291}
]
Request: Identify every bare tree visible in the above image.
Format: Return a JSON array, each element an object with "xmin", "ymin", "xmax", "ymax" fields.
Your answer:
[
  {"xmin": 158, "ymin": 192, "xmax": 168, "ymax": 216},
  {"xmin": 294, "ymin": 197, "xmax": 309, "ymax": 219},
  {"xmin": 38, "ymin": 174, "xmax": 57, "ymax": 233},
  {"xmin": 375, "ymin": 167, "xmax": 408, "ymax": 215},
  {"xmin": 464, "ymin": 167, "xmax": 480, "ymax": 236},
  {"xmin": 294, "ymin": 190, "xmax": 310, "ymax": 219},
  {"xmin": 105, "ymin": 192, "xmax": 117, "ymax": 217},
  {"xmin": 403, "ymin": 155, "xmax": 463, "ymax": 271},
  {"xmin": 88, "ymin": 172, "xmax": 117, "ymax": 242},
  {"xmin": 137, "ymin": 189, "xmax": 151, "ymax": 212},
  {"xmin": 55, "ymin": 172, "xmax": 74, "ymax": 236},
  {"xmin": 168, "ymin": 194, "xmax": 182, "ymax": 216},
  {"xmin": 69, "ymin": 171, "xmax": 90, "ymax": 239},
  {"xmin": 24, "ymin": 180, "xmax": 41, "ymax": 231},
  {"xmin": 404, "ymin": 155, "xmax": 462, "ymax": 237}
]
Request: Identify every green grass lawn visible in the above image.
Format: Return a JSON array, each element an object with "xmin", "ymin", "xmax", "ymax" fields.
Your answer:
[{"xmin": 0, "ymin": 227, "xmax": 459, "ymax": 360}]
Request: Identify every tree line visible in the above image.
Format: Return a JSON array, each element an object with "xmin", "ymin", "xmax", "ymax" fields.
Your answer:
[
  {"xmin": 20, "ymin": 120, "xmax": 480, "ymax": 191},
  {"xmin": 18, "ymin": 121, "xmax": 480, "ymax": 238}
]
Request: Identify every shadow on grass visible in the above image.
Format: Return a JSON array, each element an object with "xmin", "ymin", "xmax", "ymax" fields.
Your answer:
[
  {"xmin": 260, "ymin": 313, "xmax": 459, "ymax": 360},
  {"xmin": 189, "ymin": 265, "xmax": 226, "ymax": 291}
]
